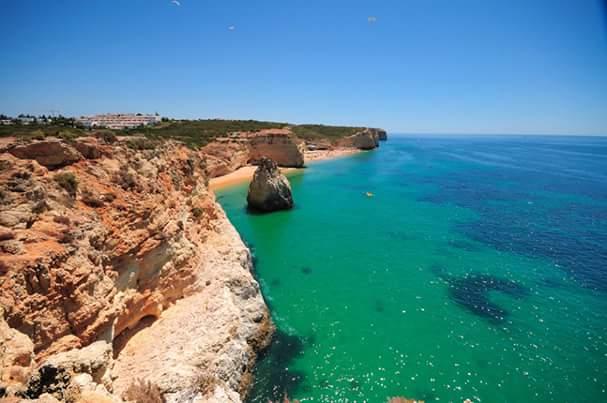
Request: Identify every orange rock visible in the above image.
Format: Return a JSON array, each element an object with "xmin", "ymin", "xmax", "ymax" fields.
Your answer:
[{"xmin": 0, "ymin": 137, "xmax": 272, "ymax": 402}]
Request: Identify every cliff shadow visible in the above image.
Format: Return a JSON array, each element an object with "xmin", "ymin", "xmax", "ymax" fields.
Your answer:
[{"xmin": 246, "ymin": 329, "xmax": 312, "ymax": 402}]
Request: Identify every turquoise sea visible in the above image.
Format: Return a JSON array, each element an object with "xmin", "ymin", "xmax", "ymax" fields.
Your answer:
[{"xmin": 216, "ymin": 136, "xmax": 607, "ymax": 402}]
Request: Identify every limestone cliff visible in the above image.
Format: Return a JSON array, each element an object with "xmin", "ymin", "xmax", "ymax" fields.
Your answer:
[
  {"xmin": 376, "ymin": 129, "xmax": 388, "ymax": 141},
  {"xmin": 0, "ymin": 123, "xmax": 387, "ymax": 402},
  {"xmin": 0, "ymin": 137, "xmax": 272, "ymax": 402},
  {"xmin": 201, "ymin": 138, "xmax": 250, "ymax": 178},
  {"xmin": 244, "ymin": 129, "xmax": 304, "ymax": 168},
  {"xmin": 338, "ymin": 128, "xmax": 381, "ymax": 150},
  {"xmin": 201, "ymin": 127, "xmax": 387, "ymax": 177},
  {"xmin": 201, "ymin": 129, "xmax": 305, "ymax": 178}
]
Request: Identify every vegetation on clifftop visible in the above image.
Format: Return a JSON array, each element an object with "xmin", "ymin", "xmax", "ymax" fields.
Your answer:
[
  {"xmin": 119, "ymin": 119, "xmax": 287, "ymax": 147},
  {"xmin": 291, "ymin": 124, "xmax": 364, "ymax": 142},
  {"xmin": 0, "ymin": 118, "xmax": 366, "ymax": 148}
]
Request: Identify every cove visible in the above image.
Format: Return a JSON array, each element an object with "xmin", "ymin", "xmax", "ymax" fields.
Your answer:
[{"xmin": 216, "ymin": 136, "xmax": 607, "ymax": 402}]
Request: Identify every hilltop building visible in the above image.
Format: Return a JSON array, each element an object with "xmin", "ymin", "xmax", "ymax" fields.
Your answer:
[{"xmin": 77, "ymin": 113, "xmax": 161, "ymax": 129}]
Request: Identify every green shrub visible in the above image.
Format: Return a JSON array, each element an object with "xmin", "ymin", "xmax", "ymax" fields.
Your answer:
[
  {"xmin": 197, "ymin": 374, "xmax": 219, "ymax": 396},
  {"xmin": 114, "ymin": 166, "xmax": 137, "ymax": 190},
  {"xmin": 54, "ymin": 172, "xmax": 78, "ymax": 197},
  {"xmin": 119, "ymin": 119, "xmax": 288, "ymax": 148},
  {"xmin": 292, "ymin": 124, "xmax": 363, "ymax": 142},
  {"xmin": 0, "ymin": 118, "xmax": 366, "ymax": 149},
  {"xmin": 126, "ymin": 137, "xmax": 157, "ymax": 150},
  {"xmin": 0, "ymin": 123, "xmax": 86, "ymax": 139},
  {"xmin": 31, "ymin": 201, "xmax": 48, "ymax": 214},
  {"xmin": 93, "ymin": 130, "xmax": 117, "ymax": 144},
  {"xmin": 56, "ymin": 130, "xmax": 80, "ymax": 141},
  {"xmin": 25, "ymin": 129, "xmax": 46, "ymax": 141},
  {"xmin": 81, "ymin": 188, "xmax": 104, "ymax": 207}
]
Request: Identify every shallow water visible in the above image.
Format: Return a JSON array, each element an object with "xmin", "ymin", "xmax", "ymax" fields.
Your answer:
[{"xmin": 217, "ymin": 135, "xmax": 607, "ymax": 402}]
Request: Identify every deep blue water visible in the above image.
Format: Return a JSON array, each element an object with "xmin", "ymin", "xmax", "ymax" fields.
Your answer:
[{"xmin": 409, "ymin": 135, "xmax": 607, "ymax": 292}]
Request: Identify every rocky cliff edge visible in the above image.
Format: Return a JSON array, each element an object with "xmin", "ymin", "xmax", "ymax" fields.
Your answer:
[{"xmin": 0, "ymin": 137, "xmax": 273, "ymax": 402}]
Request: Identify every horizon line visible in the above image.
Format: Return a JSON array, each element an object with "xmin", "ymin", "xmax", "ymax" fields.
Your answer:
[{"xmin": 2, "ymin": 112, "xmax": 606, "ymax": 137}]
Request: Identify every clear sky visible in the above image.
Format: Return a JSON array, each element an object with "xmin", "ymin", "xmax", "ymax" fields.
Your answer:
[{"xmin": 1, "ymin": 0, "xmax": 607, "ymax": 135}]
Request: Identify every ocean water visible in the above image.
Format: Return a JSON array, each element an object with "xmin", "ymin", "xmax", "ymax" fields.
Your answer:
[{"xmin": 216, "ymin": 136, "xmax": 607, "ymax": 402}]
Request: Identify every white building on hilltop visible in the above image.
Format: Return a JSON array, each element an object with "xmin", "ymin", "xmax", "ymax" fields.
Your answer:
[{"xmin": 77, "ymin": 113, "xmax": 161, "ymax": 129}]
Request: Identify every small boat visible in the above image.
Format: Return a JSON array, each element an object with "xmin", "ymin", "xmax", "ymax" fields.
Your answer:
[{"xmin": 365, "ymin": 192, "xmax": 374, "ymax": 197}]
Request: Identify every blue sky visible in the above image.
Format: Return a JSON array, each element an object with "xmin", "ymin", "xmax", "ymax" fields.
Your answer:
[{"xmin": 1, "ymin": 0, "xmax": 606, "ymax": 134}]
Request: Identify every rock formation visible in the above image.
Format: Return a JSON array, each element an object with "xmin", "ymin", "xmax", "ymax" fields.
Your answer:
[
  {"xmin": 201, "ymin": 129, "xmax": 305, "ymax": 178},
  {"xmin": 7, "ymin": 139, "xmax": 83, "ymax": 168},
  {"xmin": 200, "ymin": 126, "xmax": 388, "ymax": 178},
  {"xmin": 246, "ymin": 129, "xmax": 304, "ymax": 168},
  {"xmin": 376, "ymin": 129, "xmax": 388, "ymax": 141},
  {"xmin": 0, "ymin": 308, "xmax": 35, "ymax": 397},
  {"xmin": 0, "ymin": 137, "xmax": 272, "ymax": 402},
  {"xmin": 201, "ymin": 138, "xmax": 250, "ymax": 178},
  {"xmin": 20, "ymin": 341, "xmax": 115, "ymax": 402},
  {"xmin": 246, "ymin": 158, "xmax": 293, "ymax": 212},
  {"xmin": 338, "ymin": 128, "xmax": 382, "ymax": 150},
  {"xmin": 0, "ymin": 122, "xmax": 386, "ymax": 402}
]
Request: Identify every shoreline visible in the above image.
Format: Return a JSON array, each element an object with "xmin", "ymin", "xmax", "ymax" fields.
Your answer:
[
  {"xmin": 209, "ymin": 166, "xmax": 301, "ymax": 191},
  {"xmin": 209, "ymin": 147, "xmax": 361, "ymax": 191},
  {"xmin": 0, "ymin": 131, "xmax": 384, "ymax": 402}
]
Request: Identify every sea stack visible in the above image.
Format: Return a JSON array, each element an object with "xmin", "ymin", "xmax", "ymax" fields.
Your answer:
[
  {"xmin": 247, "ymin": 157, "xmax": 294, "ymax": 212},
  {"xmin": 376, "ymin": 129, "xmax": 388, "ymax": 141}
]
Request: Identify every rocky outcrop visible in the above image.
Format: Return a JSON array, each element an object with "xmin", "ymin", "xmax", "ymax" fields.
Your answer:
[
  {"xmin": 338, "ymin": 128, "xmax": 382, "ymax": 150},
  {"xmin": 73, "ymin": 137, "xmax": 105, "ymax": 159},
  {"xmin": 21, "ymin": 341, "xmax": 115, "ymax": 402},
  {"xmin": 247, "ymin": 158, "xmax": 293, "ymax": 212},
  {"xmin": 375, "ymin": 129, "xmax": 388, "ymax": 141},
  {"xmin": 201, "ymin": 139, "xmax": 250, "ymax": 178},
  {"xmin": 201, "ymin": 129, "xmax": 305, "ymax": 176},
  {"xmin": 7, "ymin": 139, "xmax": 83, "ymax": 168},
  {"xmin": 0, "ymin": 309, "xmax": 35, "ymax": 396},
  {"xmin": 111, "ymin": 210, "xmax": 273, "ymax": 402},
  {"xmin": 0, "ymin": 137, "xmax": 272, "ymax": 402},
  {"xmin": 246, "ymin": 129, "xmax": 304, "ymax": 168}
]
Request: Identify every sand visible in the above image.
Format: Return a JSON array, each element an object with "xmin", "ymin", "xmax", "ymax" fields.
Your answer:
[
  {"xmin": 209, "ymin": 166, "xmax": 302, "ymax": 191},
  {"xmin": 209, "ymin": 166, "xmax": 258, "ymax": 191},
  {"xmin": 209, "ymin": 148, "xmax": 361, "ymax": 191},
  {"xmin": 304, "ymin": 147, "xmax": 361, "ymax": 162}
]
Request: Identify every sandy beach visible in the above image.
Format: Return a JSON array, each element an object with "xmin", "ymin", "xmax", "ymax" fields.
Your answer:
[
  {"xmin": 304, "ymin": 147, "xmax": 361, "ymax": 162},
  {"xmin": 209, "ymin": 166, "xmax": 302, "ymax": 191},
  {"xmin": 209, "ymin": 148, "xmax": 361, "ymax": 191}
]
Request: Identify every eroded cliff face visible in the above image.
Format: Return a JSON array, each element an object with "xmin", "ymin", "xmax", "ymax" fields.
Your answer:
[
  {"xmin": 337, "ymin": 128, "xmax": 383, "ymax": 150},
  {"xmin": 200, "ymin": 139, "xmax": 250, "ymax": 178},
  {"xmin": 245, "ymin": 130, "xmax": 304, "ymax": 168},
  {"xmin": 376, "ymin": 129, "xmax": 388, "ymax": 141},
  {"xmin": 201, "ymin": 129, "xmax": 305, "ymax": 178},
  {"xmin": 201, "ymin": 127, "xmax": 389, "ymax": 176},
  {"xmin": 0, "ymin": 137, "xmax": 272, "ymax": 402}
]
